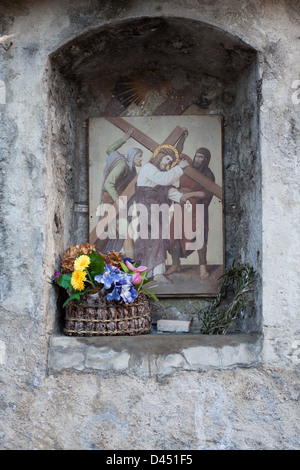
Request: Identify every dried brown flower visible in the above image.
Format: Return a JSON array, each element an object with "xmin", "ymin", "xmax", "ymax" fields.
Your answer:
[
  {"xmin": 61, "ymin": 243, "xmax": 95, "ymax": 273},
  {"xmin": 99, "ymin": 250, "xmax": 124, "ymax": 269}
]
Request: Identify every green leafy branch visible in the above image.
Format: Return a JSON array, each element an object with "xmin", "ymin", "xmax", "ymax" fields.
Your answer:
[{"xmin": 197, "ymin": 262, "xmax": 256, "ymax": 335}]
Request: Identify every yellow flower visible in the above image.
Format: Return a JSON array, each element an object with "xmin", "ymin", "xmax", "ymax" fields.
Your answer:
[
  {"xmin": 74, "ymin": 255, "xmax": 90, "ymax": 271},
  {"xmin": 71, "ymin": 269, "xmax": 86, "ymax": 291}
]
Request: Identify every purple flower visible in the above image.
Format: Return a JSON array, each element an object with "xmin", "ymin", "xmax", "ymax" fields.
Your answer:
[{"xmin": 53, "ymin": 271, "xmax": 62, "ymax": 285}]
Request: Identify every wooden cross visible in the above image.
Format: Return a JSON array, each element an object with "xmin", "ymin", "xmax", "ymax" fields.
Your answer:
[{"xmin": 90, "ymin": 117, "xmax": 222, "ymax": 244}]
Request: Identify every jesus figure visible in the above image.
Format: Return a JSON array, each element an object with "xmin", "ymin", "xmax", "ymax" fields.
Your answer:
[{"xmin": 133, "ymin": 146, "xmax": 189, "ymax": 284}]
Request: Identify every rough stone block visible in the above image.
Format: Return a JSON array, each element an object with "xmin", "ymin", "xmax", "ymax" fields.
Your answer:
[{"xmin": 157, "ymin": 319, "xmax": 190, "ymax": 333}]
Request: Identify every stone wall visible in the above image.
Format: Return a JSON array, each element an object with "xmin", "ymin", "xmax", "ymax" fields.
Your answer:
[{"xmin": 0, "ymin": 0, "xmax": 299, "ymax": 450}]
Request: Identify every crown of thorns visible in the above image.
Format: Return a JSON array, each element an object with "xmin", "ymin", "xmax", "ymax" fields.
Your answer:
[{"xmin": 152, "ymin": 144, "xmax": 179, "ymax": 169}]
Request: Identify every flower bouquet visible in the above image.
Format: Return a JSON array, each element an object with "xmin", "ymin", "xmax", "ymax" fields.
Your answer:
[{"xmin": 53, "ymin": 243, "xmax": 158, "ymax": 336}]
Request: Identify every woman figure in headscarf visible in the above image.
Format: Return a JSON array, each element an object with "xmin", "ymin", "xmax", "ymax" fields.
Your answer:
[{"xmin": 96, "ymin": 129, "xmax": 143, "ymax": 255}]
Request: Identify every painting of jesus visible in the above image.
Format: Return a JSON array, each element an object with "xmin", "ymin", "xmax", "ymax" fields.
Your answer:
[{"xmin": 88, "ymin": 115, "xmax": 223, "ymax": 296}]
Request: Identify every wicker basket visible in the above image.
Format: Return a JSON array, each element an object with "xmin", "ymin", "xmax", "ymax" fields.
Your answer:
[{"xmin": 64, "ymin": 290, "xmax": 152, "ymax": 336}]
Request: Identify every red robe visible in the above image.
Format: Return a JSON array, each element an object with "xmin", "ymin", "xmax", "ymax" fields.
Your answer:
[{"xmin": 170, "ymin": 155, "xmax": 214, "ymax": 257}]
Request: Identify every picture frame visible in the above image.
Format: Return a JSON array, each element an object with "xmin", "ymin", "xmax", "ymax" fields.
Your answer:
[{"xmin": 88, "ymin": 115, "xmax": 223, "ymax": 297}]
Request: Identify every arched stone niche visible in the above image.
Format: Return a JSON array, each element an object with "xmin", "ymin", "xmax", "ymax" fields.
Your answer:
[{"xmin": 47, "ymin": 17, "xmax": 261, "ymax": 335}]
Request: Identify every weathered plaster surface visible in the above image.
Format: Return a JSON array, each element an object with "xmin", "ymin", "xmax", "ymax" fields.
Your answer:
[
  {"xmin": 0, "ymin": 0, "xmax": 299, "ymax": 450},
  {"xmin": 49, "ymin": 333, "xmax": 262, "ymax": 376}
]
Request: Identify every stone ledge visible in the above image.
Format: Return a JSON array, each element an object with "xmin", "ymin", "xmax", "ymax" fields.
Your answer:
[{"xmin": 48, "ymin": 332, "xmax": 263, "ymax": 377}]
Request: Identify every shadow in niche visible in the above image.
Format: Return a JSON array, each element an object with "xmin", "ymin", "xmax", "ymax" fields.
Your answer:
[
  {"xmin": 47, "ymin": 16, "xmax": 261, "ymax": 335},
  {"xmin": 55, "ymin": 286, "xmax": 68, "ymax": 334},
  {"xmin": 151, "ymin": 265, "xmax": 224, "ymax": 296}
]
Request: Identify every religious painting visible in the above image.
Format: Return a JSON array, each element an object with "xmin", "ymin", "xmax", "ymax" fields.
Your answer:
[{"xmin": 88, "ymin": 115, "xmax": 223, "ymax": 297}]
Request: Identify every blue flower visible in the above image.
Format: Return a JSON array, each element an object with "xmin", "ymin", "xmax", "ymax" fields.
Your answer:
[
  {"xmin": 94, "ymin": 265, "xmax": 137, "ymax": 303},
  {"xmin": 120, "ymin": 284, "xmax": 138, "ymax": 303},
  {"xmin": 95, "ymin": 265, "xmax": 122, "ymax": 290},
  {"xmin": 123, "ymin": 256, "xmax": 134, "ymax": 264},
  {"xmin": 107, "ymin": 286, "xmax": 121, "ymax": 301}
]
